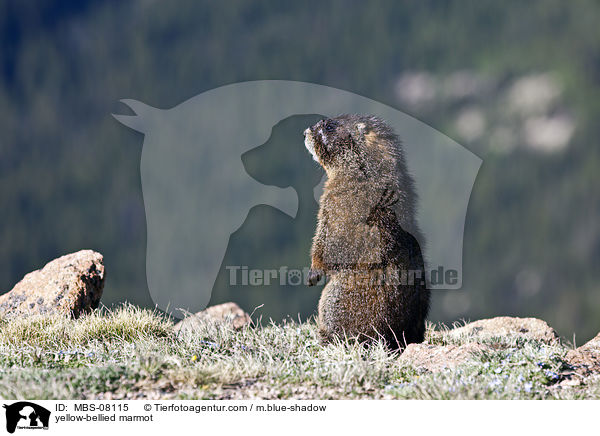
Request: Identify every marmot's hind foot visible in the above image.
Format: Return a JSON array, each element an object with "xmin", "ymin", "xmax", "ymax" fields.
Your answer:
[{"xmin": 318, "ymin": 326, "xmax": 335, "ymax": 345}]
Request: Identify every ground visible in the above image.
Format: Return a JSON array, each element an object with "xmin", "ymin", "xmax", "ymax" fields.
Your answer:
[{"xmin": 0, "ymin": 305, "xmax": 598, "ymax": 399}]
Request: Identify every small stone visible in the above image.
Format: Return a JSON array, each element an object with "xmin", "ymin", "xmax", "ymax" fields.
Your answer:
[
  {"xmin": 398, "ymin": 342, "xmax": 490, "ymax": 372},
  {"xmin": 174, "ymin": 302, "xmax": 251, "ymax": 333},
  {"xmin": 0, "ymin": 250, "xmax": 105, "ymax": 319},
  {"xmin": 449, "ymin": 317, "xmax": 559, "ymax": 344},
  {"xmin": 559, "ymin": 378, "xmax": 581, "ymax": 387},
  {"xmin": 565, "ymin": 332, "xmax": 600, "ymax": 375}
]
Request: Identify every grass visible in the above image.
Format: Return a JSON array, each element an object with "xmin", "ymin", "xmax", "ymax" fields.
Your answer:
[{"xmin": 0, "ymin": 304, "xmax": 597, "ymax": 399}]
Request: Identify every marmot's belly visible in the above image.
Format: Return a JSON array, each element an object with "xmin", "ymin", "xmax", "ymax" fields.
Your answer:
[
  {"xmin": 323, "ymin": 222, "xmax": 385, "ymax": 267},
  {"xmin": 318, "ymin": 269, "xmax": 412, "ymax": 340}
]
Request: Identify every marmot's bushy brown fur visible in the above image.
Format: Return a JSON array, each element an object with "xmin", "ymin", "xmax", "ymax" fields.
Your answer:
[{"xmin": 304, "ymin": 114, "xmax": 429, "ymax": 349}]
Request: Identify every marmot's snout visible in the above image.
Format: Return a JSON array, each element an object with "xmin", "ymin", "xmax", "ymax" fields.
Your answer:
[
  {"xmin": 304, "ymin": 117, "xmax": 355, "ymax": 168},
  {"xmin": 304, "ymin": 127, "xmax": 318, "ymax": 162}
]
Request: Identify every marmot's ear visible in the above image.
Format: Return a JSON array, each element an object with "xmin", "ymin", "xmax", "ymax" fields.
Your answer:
[{"xmin": 356, "ymin": 123, "xmax": 367, "ymax": 134}]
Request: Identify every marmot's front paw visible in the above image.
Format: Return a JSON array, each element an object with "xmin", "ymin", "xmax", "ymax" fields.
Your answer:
[
  {"xmin": 307, "ymin": 268, "xmax": 323, "ymax": 286},
  {"xmin": 367, "ymin": 187, "xmax": 399, "ymax": 225}
]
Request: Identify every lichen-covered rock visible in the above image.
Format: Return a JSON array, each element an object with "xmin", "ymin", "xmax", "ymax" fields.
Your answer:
[
  {"xmin": 565, "ymin": 332, "xmax": 600, "ymax": 375},
  {"xmin": 174, "ymin": 302, "xmax": 251, "ymax": 333},
  {"xmin": 0, "ymin": 250, "xmax": 105, "ymax": 319},
  {"xmin": 399, "ymin": 343, "xmax": 491, "ymax": 372},
  {"xmin": 449, "ymin": 317, "xmax": 559, "ymax": 344}
]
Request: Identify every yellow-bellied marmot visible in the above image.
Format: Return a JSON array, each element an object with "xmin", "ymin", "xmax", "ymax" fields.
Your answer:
[{"xmin": 304, "ymin": 114, "xmax": 429, "ymax": 349}]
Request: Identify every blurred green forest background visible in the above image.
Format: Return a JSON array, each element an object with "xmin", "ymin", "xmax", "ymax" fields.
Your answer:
[{"xmin": 1, "ymin": 0, "xmax": 599, "ymax": 342}]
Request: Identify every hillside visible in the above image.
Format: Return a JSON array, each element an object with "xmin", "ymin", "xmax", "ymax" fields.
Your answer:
[{"xmin": 1, "ymin": 1, "xmax": 600, "ymax": 341}]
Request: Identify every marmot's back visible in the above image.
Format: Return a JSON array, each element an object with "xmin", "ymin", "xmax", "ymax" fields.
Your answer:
[{"xmin": 304, "ymin": 114, "xmax": 429, "ymax": 348}]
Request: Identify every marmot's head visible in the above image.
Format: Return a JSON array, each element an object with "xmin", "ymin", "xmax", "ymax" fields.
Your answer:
[{"xmin": 304, "ymin": 114, "xmax": 401, "ymax": 179}]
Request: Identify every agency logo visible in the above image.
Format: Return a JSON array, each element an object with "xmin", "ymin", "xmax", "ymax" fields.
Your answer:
[
  {"xmin": 2, "ymin": 402, "xmax": 50, "ymax": 433},
  {"xmin": 113, "ymin": 80, "xmax": 481, "ymax": 316}
]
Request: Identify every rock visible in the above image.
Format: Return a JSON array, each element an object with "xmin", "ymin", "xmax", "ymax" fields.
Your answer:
[
  {"xmin": 399, "ymin": 343, "xmax": 490, "ymax": 372},
  {"xmin": 449, "ymin": 317, "xmax": 559, "ymax": 344},
  {"xmin": 0, "ymin": 250, "xmax": 105, "ymax": 319},
  {"xmin": 565, "ymin": 332, "xmax": 600, "ymax": 375},
  {"xmin": 174, "ymin": 302, "xmax": 251, "ymax": 333}
]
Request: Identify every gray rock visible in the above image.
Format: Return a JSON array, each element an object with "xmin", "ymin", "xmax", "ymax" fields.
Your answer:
[
  {"xmin": 565, "ymin": 332, "xmax": 600, "ymax": 375},
  {"xmin": 0, "ymin": 250, "xmax": 105, "ymax": 319},
  {"xmin": 399, "ymin": 342, "xmax": 491, "ymax": 372},
  {"xmin": 449, "ymin": 316, "xmax": 559, "ymax": 344},
  {"xmin": 174, "ymin": 302, "xmax": 251, "ymax": 333}
]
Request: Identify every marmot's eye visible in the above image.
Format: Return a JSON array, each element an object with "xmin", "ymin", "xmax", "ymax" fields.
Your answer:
[{"xmin": 324, "ymin": 122, "xmax": 336, "ymax": 133}]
